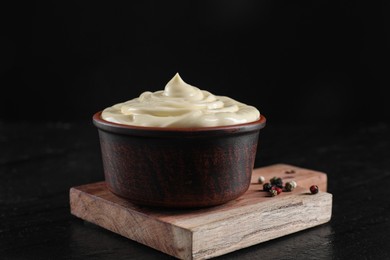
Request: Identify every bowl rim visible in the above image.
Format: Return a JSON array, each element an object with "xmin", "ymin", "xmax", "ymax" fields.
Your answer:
[{"xmin": 93, "ymin": 111, "xmax": 266, "ymax": 136}]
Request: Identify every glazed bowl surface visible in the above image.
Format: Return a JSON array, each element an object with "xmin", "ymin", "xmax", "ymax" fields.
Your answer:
[{"xmin": 93, "ymin": 111, "xmax": 266, "ymax": 208}]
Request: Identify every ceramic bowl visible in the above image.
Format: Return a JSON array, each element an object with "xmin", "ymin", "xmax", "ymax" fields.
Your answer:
[{"xmin": 93, "ymin": 111, "xmax": 266, "ymax": 208}]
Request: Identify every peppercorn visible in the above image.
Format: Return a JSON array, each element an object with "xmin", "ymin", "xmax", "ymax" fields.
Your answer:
[
  {"xmin": 258, "ymin": 176, "xmax": 265, "ymax": 184},
  {"xmin": 263, "ymin": 183, "xmax": 273, "ymax": 192},
  {"xmin": 285, "ymin": 181, "xmax": 297, "ymax": 192},
  {"xmin": 274, "ymin": 186, "xmax": 283, "ymax": 194},
  {"xmin": 269, "ymin": 186, "xmax": 282, "ymax": 196},
  {"xmin": 290, "ymin": 180, "xmax": 297, "ymax": 188},
  {"xmin": 310, "ymin": 185, "xmax": 319, "ymax": 194},
  {"xmin": 269, "ymin": 189, "xmax": 278, "ymax": 197},
  {"xmin": 270, "ymin": 176, "xmax": 283, "ymax": 188}
]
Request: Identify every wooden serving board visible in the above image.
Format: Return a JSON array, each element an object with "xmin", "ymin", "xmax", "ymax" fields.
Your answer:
[{"xmin": 70, "ymin": 163, "xmax": 332, "ymax": 260}]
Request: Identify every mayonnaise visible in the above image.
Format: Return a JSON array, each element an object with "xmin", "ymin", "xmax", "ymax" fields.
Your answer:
[{"xmin": 101, "ymin": 73, "xmax": 260, "ymax": 127}]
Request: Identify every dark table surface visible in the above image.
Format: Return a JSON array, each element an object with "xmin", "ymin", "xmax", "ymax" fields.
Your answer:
[{"xmin": 1, "ymin": 119, "xmax": 389, "ymax": 259}]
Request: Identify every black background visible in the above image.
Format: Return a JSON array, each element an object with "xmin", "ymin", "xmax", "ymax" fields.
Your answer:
[{"xmin": 2, "ymin": 1, "xmax": 389, "ymax": 125}]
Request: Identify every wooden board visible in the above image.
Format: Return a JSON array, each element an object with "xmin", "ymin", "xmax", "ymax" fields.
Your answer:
[{"xmin": 70, "ymin": 163, "xmax": 332, "ymax": 260}]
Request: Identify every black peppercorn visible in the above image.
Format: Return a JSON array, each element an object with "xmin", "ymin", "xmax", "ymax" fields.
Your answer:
[
  {"xmin": 263, "ymin": 183, "xmax": 273, "ymax": 192},
  {"xmin": 270, "ymin": 176, "xmax": 283, "ymax": 188}
]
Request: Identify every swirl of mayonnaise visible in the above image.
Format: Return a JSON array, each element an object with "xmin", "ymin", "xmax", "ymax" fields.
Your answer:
[{"xmin": 101, "ymin": 73, "xmax": 260, "ymax": 127}]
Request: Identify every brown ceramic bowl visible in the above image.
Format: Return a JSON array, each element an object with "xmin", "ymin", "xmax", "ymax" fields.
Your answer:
[{"xmin": 93, "ymin": 111, "xmax": 266, "ymax": 208}]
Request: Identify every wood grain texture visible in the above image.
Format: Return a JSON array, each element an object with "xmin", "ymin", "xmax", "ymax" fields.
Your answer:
[{"xmin": 70, "ymin": 163, "xmax": 332, "ymax": 260}]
